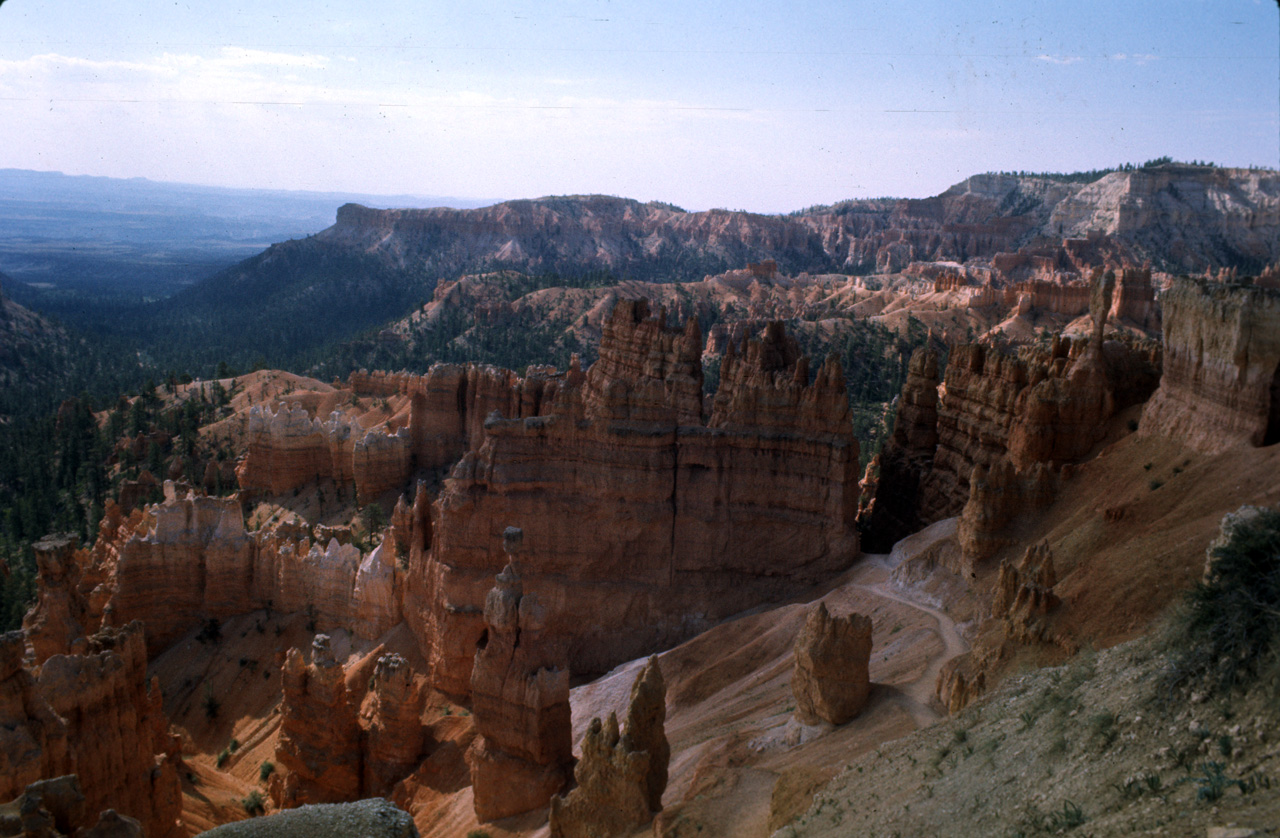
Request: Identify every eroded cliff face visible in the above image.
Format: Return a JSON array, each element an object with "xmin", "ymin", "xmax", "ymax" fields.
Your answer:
[
  {"xmin": 468, "ymin": 539, "xmax": 573, "ymax": 823},
  {"xmin": 237, "ymin": 364, "xmax": 566, "ymax": 501},
  {"xmin": 411, "ymin": 300, "xmax": 861, "ymax": 696},
  {"xmin": 1140, "ymin": 277, "xmax": 1280, "ymax": 453},
  {"xmin": 29, "ymin": 492, "xmax": 408, "ymax": 657},
  {"xmin": 310, "ymin": 167, "xmax": 1279, "ymax": 281},
  {"xmin": 0, "ymin": 624, "xmax": 182, "ymax": 838},
  {"xmin": 867, "ymin": 273, "xmax": 1162, "ymax": 555}
]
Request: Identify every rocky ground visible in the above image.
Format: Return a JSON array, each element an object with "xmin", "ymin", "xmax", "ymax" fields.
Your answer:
[{"xmin": 778, "ymin": 628, "xmax": 1280, "ymax": 838}]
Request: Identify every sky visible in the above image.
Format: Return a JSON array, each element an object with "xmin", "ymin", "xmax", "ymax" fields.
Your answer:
[{"xmin": 0, "ymin": 0, "xmax": 1276, "ymax": 213}]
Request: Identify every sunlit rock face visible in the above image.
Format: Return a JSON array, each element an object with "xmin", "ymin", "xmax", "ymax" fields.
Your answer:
[{"xmin": 1140, "ymin": 277, "xmax": 1280, "ymax": 453}]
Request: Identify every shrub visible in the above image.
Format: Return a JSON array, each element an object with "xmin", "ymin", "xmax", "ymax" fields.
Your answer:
[
  {"xmin": 242, "ymin": 790, "xmax": 266, "ymax": 816},
  {"xmin": 215, "ymin": 748, "xmax": 229, "ymax": 768},
  {"xmin": 202, "ymin": 685, "xmax": 220, "ymax": 721},
  {"xmin": 1166, "ymin": 507, "xmax": 1280, "ymax": 695},
  {"xmin": 196, "ymin": 617, "xmax": 221, "ymax": 644},
  {"xmin": 259, "ymin": 760, "xmax": 275, "ymax": 782}
]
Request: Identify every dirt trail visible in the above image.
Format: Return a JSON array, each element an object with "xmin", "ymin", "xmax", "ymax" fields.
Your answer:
[{"xmin": 849, "ymin": 553, "xmax": 970, "ymax": 727}]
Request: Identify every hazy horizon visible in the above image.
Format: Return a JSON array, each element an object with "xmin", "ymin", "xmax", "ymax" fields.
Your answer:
[{"xmin": 1, "ymin": 1, "xmax": 1276, "ymax": 214}]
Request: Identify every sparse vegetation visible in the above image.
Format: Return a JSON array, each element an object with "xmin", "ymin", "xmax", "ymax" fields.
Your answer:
[
  {"xmin": 259, "ymin": 760, "xmax": 274, "ymax": 782},
  {"xmin": 202, "ymin": 684, "xmax": 220, "ymax": 721},
  {"xmin": 1164, "ymin": 507, "xmax": 1280, "ymax": 696},
  {"xmin": 242, "ymin": 790, "xmax": 266, "ymax": 816}
]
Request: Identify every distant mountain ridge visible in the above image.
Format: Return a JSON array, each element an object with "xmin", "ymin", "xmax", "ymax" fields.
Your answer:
[
  {"xmin": 141, "ymin": 164, "xmax": 1277, "ymax": 373},
  {"xmin": 307, "ymin": 165, "xmax": 1279, "ymax": 280}
]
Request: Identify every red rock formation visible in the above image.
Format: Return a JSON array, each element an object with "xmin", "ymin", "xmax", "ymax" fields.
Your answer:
[
  {"xmin": 868, "ymin": 272, "xmax": 1161, "ymax": 551},
  {"xmin": 957, "ymin": 458, "xmax": 1057, "ymax": 568},
  {"xmin": 22, "ymin": 535, "xmax": 87, "ymax": 663},
  {"xmin": 549, "ymin": 656, "xmax": 668, "ymax": 838},
  {"xmin": 363, "ymin": 652, "xmax": 426, "ymax": 796},
  {"xmin": 414, "ymin": 303, "xmax": 859, "ymax": 696},
  {"xmin": 35, "ymin": 492, "xmax": 407, "ymax": 657},
  {"xmin": 236, "ymin": 404, "xmax": 355, "ymax": 495},
  {"xmin": 273, "ymin": 635, "xmax": 362, "ymax": 807},
  {"xmin": 791, "ymin": 602, "xmax": 873, "ymax": 725},
  {"xmin": 468, "ymin": 534, "xmax": 573, "ymax": 822},
  {"xmin": 1140, "ymin": 276, "xmax": 1280, "ymax": 453},
  {"xmin": 0, "ymin": 623, "xmax": 182, "ymax": 838},
  {"xmin": 935, "ymin": 654, "xmax": 985, "ymax": 715},
  {"xmin": 239, "ymin": 366, "xmax": 569, "ymax": 501},
  {"xmin": 1110, "ymin": 266, "xmax": 1159, "ymax": 329},
  {"xmin": 991, "ymin": 541, "xmax": 1061, "ymax": 644}
]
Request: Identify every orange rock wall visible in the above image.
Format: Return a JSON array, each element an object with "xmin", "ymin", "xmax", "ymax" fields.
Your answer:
[
  {"xmin": 0, "ymin": 624, "xmax": 182, "ymax": 838},
  {"xmin": 411, "ymin": 302, "xmax": 861, "ymax": 696},
  {"xmin": 47, "ymin": 493, "xmax": 405, "ymax": 657},
  {"xmin": 1140, "ymin": 277, "xmax": 1280, "ymax": 453},
  {"xmin": 869, "ymin": 321, "xmax": 1160, "ymax": 549}
]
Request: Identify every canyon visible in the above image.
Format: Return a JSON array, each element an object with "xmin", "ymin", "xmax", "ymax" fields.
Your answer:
[{"xmin": 3, "ymin": 212, "xmax": 1280, "ymax": 836}]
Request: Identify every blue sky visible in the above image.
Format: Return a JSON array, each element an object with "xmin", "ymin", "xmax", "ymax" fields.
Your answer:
[{"xmin": 0, "ymin": 0, "xmax": 1275, "ymax": 212}]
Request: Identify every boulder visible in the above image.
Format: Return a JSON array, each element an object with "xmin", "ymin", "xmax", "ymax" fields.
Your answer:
[{"xmin": 791, "ymin": 603, "xmax": 873, "ymax": 725}]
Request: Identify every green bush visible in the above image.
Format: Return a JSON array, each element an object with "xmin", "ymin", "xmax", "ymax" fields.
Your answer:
[
  {"xmin": 1167, "ymin": 507, "xmax": 1280, "ymax": 695},
  {"xmin": 259, "ymin": 760, "xmax": 274, "ymax": 782},
  {"xmin": 242, "ymin": 790, "xmax": 266, "ymax": 816}
]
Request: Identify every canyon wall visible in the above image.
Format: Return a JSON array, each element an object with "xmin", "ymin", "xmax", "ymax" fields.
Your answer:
[
  {"xmin": 1140, "ymin": 277, "xmax": 1280, "ymax": 453},
  {"xmin": 410, "ymin": 300, "xmax": 861, "ymax": 696},
  {"xmin": 24, "ymin": 493, "xmax": 408, "ymax": 658},
  {"xmin": 867, "ymin": 273, "xmax": 1161, "ymax": 554},
  {"xmin": 237, "ymin": 364, "xmax": 567, "ymax": 500},
  {"xmin": 0, "ymin": 623, "xmax": 182, "ymax": 837}
]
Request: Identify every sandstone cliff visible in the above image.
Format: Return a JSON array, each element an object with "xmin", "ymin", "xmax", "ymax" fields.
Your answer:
[
  {"xmin": 867, "ymin": 274, "xmax": 1161, "ymax": 551},
  {"xmin": 411, "ymin": 301, "xmax": 860, "ymax": 696},
  {"xmin": 0, "ymin": 623, "xmax": 182, "ymax": 837},
  {"xmin": 1139, "ymin": 277, "xmax": 1280, "ymax": 453},
  {"xmin": 467, "ymin": 537, "xmax": 573, "ymax": 822}
]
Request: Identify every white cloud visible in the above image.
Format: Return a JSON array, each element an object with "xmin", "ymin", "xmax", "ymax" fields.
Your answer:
[{"xmin": 1036, "ymin": 54, "xmax": 1083, "ymax": 65}]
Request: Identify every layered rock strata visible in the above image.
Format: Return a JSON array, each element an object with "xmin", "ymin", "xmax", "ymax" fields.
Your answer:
[
  {"xmin": 413, "ymin": 301, "xmax": 861, "ymax": 695},
  {"xmin": 468, "ymin": 539, "xmax": 573, "ymax": 822},
  {"xmin": 0, "ymin": 624, "xmax": 182, "ymax": 838},
  {"xmin": 549, "ymin": 657, "xmax": 669, "ymax": 838},
  {"xmin": 39, "ymin": 491, "xmax": 405, "ymax": 657},
  {"xmin": 1140, "ymin": 277, "xmax": 1280, "ymax": 453},
  {"xmin": 791, "ymin": 602, "xmax": 873, "ymax": 725},
  {"xmin": 869, "ymin": 271, "xmax": 1161, "ymax": 550},
  {"xmin": 238, "ymin": 364, "xmax": 569, "ymax": 501},
  {"xmin": 273, "ymin": 635, "xmax": 363, "ymax": 807}
]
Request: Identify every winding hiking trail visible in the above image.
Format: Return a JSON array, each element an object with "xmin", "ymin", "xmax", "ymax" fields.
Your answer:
[{"xmin": 852, "ymin": 553, "xmax": 970, "ymax": 727}]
